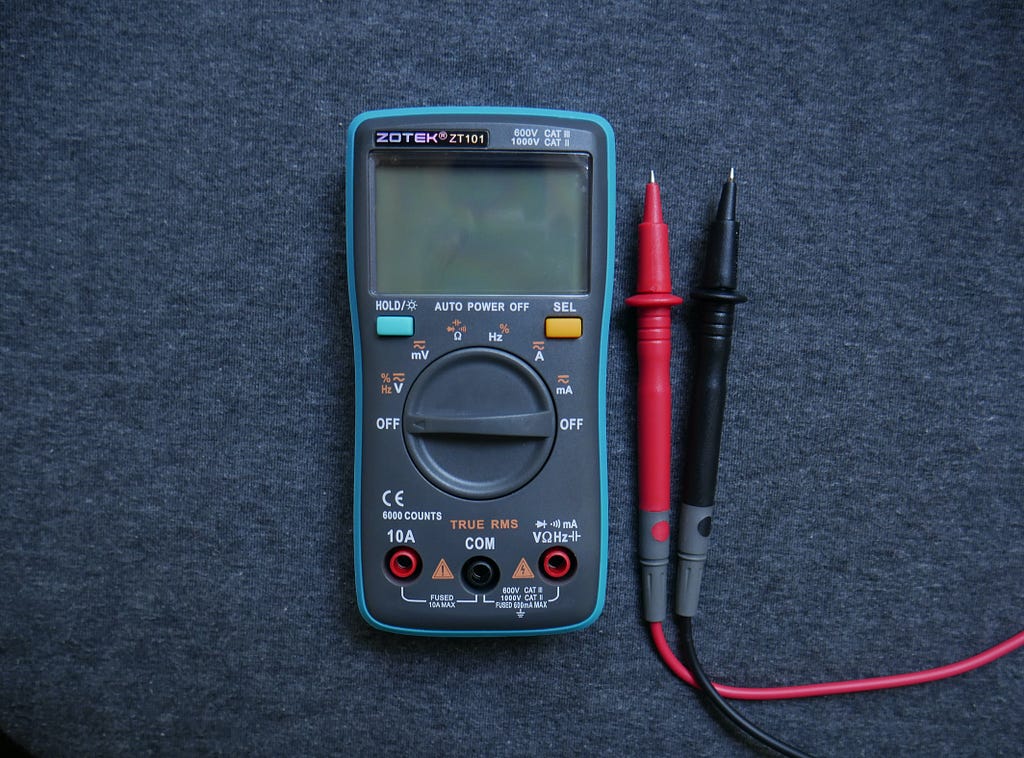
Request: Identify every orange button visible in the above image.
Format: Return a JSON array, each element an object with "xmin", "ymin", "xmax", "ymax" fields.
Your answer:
[{"xmin": 545, "ymin": 317, "xmax": 583, "ymax": 339}]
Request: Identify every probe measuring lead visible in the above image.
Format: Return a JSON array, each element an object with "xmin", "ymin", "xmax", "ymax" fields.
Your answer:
[
  {"xmin": 630, "ymin": 172, "xmax": 814, "ymax": 757},
  {"xmin": 675, "ymin": 167, "xmax": 746, "ymax": 618},
  {"xmin": 626, "ymin": 171, "xmax": 683, "ymax": 623},
  {"xmin": 674, "ymin": 172, "xmax": 814, "ymax": 758},
  {"xmin": 640, "ymin": 173, "xmax": 1023, "ymax": 753}
]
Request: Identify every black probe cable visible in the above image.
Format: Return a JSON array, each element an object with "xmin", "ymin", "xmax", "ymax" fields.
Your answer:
[
  {"xmin": 680, "ymin": 617, "xmax": 814, "ymax": 758},
  {"xmin": 673, "ymin": 171, "xmax": 817, "ymax": 758}
]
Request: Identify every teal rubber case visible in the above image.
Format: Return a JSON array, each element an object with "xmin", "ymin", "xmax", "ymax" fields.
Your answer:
[{"xmin": 346, "ymin": 107, "xmax": 614, "ymax": 636}]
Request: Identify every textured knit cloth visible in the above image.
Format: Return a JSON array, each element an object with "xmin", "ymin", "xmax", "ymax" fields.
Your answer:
[{"xmin": 2, "ymin": 2, "xmax": 1022, "ymax": 755}]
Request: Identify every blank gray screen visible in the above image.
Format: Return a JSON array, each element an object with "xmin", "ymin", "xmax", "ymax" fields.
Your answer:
[{"xmin": 373, "ymin": 154, "xmax": 590, "ymax": 294}]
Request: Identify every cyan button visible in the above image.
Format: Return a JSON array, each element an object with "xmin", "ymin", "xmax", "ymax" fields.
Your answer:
[{"xmin": 376, "ymin": 315, "xmax": 414, "ymax": 337}]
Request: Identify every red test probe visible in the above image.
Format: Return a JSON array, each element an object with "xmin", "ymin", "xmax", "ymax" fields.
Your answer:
[{"xmin": 625, "ymin": 171, "xmax": 683, "ymax": 623}]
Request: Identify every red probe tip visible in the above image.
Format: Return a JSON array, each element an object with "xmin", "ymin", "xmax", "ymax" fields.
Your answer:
[
  {"xmin": 643, "ymin": 174, "xmax": 664, "ymax": 224},
  {"xmin": 628, "ymin": 171, "xmax": 676, "ymax": 297}
]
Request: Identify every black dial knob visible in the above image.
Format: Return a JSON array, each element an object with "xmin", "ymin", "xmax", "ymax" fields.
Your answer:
[{"xmin": 402, "ymin": 347, "xmax": 556, "ymax": 500}]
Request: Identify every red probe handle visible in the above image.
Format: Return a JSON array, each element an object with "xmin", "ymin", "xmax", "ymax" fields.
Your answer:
[
  {"xmin": 630, "ymin": 304, "xmax": 679, "ymax": 514},
  {"xmin": 626, "ymin": 178, "xmax": 683, "ymax": 514}
]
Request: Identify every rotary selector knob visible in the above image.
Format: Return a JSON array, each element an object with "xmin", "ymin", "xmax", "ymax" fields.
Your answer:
[{"xmin": 402, "ymin": 347, "xmax": 556, "ymax": 500}]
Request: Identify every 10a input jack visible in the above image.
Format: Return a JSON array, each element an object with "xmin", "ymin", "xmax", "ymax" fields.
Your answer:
[
  {"xmin": 386, "ymin": 546, "xmax": 422, "ymax": 582},
  {"xmin": 539, "ymin": 546, "xmax": 576, "ymax": 581}
]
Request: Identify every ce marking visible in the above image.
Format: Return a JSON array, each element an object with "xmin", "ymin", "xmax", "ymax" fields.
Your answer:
[{"xmin": 382, "ymin": 489, "xmax": 405, "ymax": 508}]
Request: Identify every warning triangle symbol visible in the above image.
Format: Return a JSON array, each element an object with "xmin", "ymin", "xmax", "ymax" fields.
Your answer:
[
  {"xmin": 432, "ymin": 558, "xmax": 454, "ymax": 580},
  {"xmin": 512, "ymin": 558, "xmax": 535, "ymax": 580}
]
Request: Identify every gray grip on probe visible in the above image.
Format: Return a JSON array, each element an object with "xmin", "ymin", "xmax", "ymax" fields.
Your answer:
[
  {"xmin": 675, "ymin": 503, "xmax": 715, "ymax": 617},
  {"xmin": 639, "ymin": 509, "xmax": 671, "ymax": 622}
]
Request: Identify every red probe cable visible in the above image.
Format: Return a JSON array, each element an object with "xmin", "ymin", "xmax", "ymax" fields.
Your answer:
[
  {"xmin": 632, "ymin": 172, "xmax": 1024, "ymax": 701},
  {"xmin": 651, "ymin": 621, "xmax": 1024, "ymax": 700}
]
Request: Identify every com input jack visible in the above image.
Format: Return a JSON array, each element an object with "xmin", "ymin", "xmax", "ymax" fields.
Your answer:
[
  {"xmin": 461, "ymin": 556, "xmax": 500, "ymax": 593},
  {"xmin": 539, "ymin": 546, "xmax": 576, "ymax": 581},
  {"xmin": 386, "ymin": 546, "xmax": 422, "ymax": 582}
]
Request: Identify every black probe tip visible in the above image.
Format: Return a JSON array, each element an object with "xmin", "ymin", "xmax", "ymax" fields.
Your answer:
[
  {"xmin": 716, "ymin": 170, "xmax": 736, "ymax": 222},
  {"xmin": 699, "ymin": 170, "xmax": 743, "ymax": 293}
]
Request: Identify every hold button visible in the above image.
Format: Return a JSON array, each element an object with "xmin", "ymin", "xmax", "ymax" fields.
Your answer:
[
  {"xmin": 377, "ymin": 315, "xmax": 414, "ymax": 337},
  {"xmin": 545, "ymin": 317, "xmax": 583, "ymax": 339}
]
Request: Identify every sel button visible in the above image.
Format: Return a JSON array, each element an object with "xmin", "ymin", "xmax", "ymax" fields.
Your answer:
[{"xmin": 545, "ymin": 317, "xmax": 583, "ymax": 339}]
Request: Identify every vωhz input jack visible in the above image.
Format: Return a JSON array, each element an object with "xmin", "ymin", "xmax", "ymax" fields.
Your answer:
[{"xmin": 539, "ymin": 546, "xmax": 576, "ymax": 581}]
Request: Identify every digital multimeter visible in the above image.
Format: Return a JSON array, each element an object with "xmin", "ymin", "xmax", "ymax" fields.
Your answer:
[{"xmin": 346, "ymin": 107, "xmax": 614, "ymax": 635}]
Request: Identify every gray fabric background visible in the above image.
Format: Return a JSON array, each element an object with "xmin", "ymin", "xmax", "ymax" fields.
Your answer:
[{"xmin": 2, "ymin": 2, "xmax": 1021, "ymax": 755}]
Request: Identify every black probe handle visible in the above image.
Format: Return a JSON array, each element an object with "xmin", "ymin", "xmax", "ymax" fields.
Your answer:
[{"xmin": 681, "ymin": 292, "xmax": 744, "ymax": 507}]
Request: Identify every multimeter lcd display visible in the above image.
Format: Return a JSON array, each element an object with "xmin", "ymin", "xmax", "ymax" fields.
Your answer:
[{"xmin": 372, "ymin": 152, "xmax": 590, "ymax": 294}]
